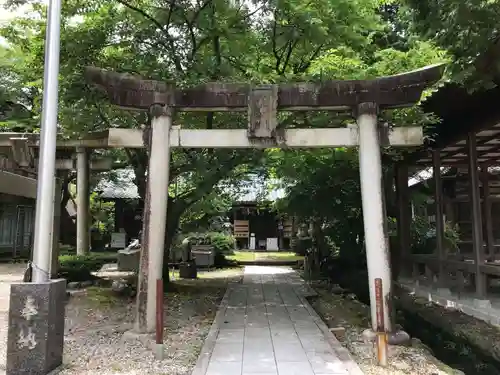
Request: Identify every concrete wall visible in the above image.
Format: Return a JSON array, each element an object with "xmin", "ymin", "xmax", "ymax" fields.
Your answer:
[{"xmin": 0, "ymin": 170, "xmax": 37, "ymax": 199}]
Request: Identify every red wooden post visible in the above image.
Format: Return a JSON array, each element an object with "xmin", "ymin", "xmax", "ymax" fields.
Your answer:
[
  {"xmin": 375, "ymin": 278, "xmax": 388, "ymax": 366},
  {"xmin": 156, "ymin": 279, "xmax": 164, "ymax": 345}
]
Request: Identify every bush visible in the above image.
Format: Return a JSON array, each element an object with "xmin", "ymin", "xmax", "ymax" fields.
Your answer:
[
  {"xmin": 183, "ymin": 232, "xmax": 235, "ymax": 255},
  {"xmin": 58, "ymin": 252, "xmax": 118, "ymax": 282},
  {"xmin": 206, "ymin": 232, "xmax": 235, "ymax": 255},
  {"xmin": 58, "ymin": 244, "xmax": 76, "ymax": 256}
]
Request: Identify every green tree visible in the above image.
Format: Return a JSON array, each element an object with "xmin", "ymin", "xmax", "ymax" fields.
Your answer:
[
  {"xmin": 1, "ymin": 0, "xmax": 393, "ymax": 279},
  {"xmin": 402, "ymin": 0, "xmax": 500, "ymax": 88},
  {"xmin": 268, "ymin": 32, "xmax": 447, "ymax": 275}
]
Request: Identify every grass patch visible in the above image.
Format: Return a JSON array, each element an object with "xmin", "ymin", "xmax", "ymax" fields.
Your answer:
[
  {"xmin": 85, "ymin": 286, "xmax": 122, "ymax": 305},
  {"xmin": 167, "ymin": 267, "xmax": 243, "ymax": 294},
  {"xmin": 168, "ymin": 266, "xmax": 242, "ymax": 282},
  {"xmin": 226, "ymin": 251, "xmax": 303, "ymax": 263}
]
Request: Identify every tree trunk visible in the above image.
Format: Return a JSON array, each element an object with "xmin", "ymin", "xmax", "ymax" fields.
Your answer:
[
  {"xmin": 59, "ymin": 172, "xmax": 76, "ymax": 245},
  {"xmin": 162, "ymin": 197, "xmax": 185, "ymax": 283}
]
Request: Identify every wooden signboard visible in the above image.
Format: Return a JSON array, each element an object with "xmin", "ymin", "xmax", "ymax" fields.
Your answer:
[
  {"xmin": 233, "ymin": 220, "xmax": 249, "ymax": 238},
  {"xmin": 283, "ymin": 218, "xmax": 294, "ymax": 238}
]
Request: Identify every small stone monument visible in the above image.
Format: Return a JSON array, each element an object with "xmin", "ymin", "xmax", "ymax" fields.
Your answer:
[
  {"xmin": 6, "ymin": 279, "xmax": 66, "ymax": 375},
  {"xmin": 179, "ymin": 237, "xmax": 197, "ymax": 279},
  {"xmin": 117, "ymin": 237, "xmax": 141, "ymax": 272}
]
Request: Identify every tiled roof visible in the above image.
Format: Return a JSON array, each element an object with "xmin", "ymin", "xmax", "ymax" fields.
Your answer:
[
  {"xmin": 95, "ymin": 169, "xmax": 286, "ymax": 202},
  {"xmin": 234, "ymin": 178, "xmax": 286, "ymax": 202},
  {"xmin": 96, "ymin": 169, "xmax": 140, "ymax": 199}
]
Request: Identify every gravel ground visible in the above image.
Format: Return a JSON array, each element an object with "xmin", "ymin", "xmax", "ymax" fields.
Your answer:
[
  {"xmin": 309, "ymin": 280, "xmax": 465, "ymax": 375},
  {"xmin": 0, "ymin": 264, "xmax": 242, "ymax": 375}
]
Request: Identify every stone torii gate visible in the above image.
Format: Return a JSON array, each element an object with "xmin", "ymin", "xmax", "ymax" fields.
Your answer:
[{"xmin": 85, "ymin": 65, "xmax": 444, "ymax": 339}]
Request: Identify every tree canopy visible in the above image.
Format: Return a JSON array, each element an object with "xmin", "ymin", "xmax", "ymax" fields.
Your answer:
[
  {"xmin": 402, "ymin": 0, "xmax": 500, "ymax": 89},
  {"xmin": 0, "ymin": 0, "xmax": 454, "ymax": 268}
]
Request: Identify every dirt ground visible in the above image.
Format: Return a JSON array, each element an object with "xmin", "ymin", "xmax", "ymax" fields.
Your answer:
[
  {"xmin": 309, "ymin": 280, "xmax": 466, "ymax": 375},
  {"xmin": 0, "ymin": 263, "xmax": 242, "ymax": 375}
]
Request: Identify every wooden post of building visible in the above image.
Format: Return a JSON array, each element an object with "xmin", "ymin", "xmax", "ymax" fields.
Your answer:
[
  {"xmin": 395, "ymin": 163, "xmax": 411, "ymax": 279},
  {"xmin": 481, "ymin": 166, "xmax": 494, "ymax": 259},
  {"xmin": 432, "ymin": 150, "xmax": 447, "ymax": 287},
  {"xmin": 467, "ymin": 132, "xmax": 487, "ymax": 300}
]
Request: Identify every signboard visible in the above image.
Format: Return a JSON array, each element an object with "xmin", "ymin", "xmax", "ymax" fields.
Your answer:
[
  {"xmin": 233, "ymin": 220, "xmax": 249, "ymax": 238},
  {"xmin": 283, "ymin": 218, "xmax": 294, "ymax": 238},
  {"xmin": 110, "ymin": 232, "xmax": 127, "ymax": 248}
]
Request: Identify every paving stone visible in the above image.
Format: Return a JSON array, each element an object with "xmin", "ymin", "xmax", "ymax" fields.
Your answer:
[
  {"xmin": 243, "ymin": 357, "xmax": 277, "ymax": 373},
  {"xmin": 211, "ymin": 342, "xmax": 243, "ymax": 362},
  {"xmin": 307, "ymin": 351, "xmax": 348, "ymax": 374},
  {"xmin": 276, "ymin": 361, "xmax": 314, "ymax": 375},
  {"xmin": 217, "ymin": 329, "xmax": 245, "ymax": 344},
  {"xmin": 274, "ymin": 343, "xmax": 308, "ymax": 361},
  {"xmin": 299, "ymin": 336, "xmax": 331, "ymax": 352},
  {"xmin": 191, "ymin": 266, "xmax": 360, "ymax": 375},
  {"xmin": 245, "ymin": 327, "xmax": 271, "ymax": 337},
  {"xmin": 206, "ymin": 360, "xmax": 242, "ymax": 375}
]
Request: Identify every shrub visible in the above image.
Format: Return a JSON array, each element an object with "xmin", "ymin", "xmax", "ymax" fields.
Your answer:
[
  {"xmin": 58, "ymin": 252, "xmax": 118, "ymax": 282},
  {"xmin": 206, "ymin": 232, "xmax": 235, "ymax": 255},
  {"xmin": 58, "ymin": 244, "xmax": 76, "ymax": 256},
  {"xmin": 183, "ymin": 232, "xmax": 235, "ymax": 255}
]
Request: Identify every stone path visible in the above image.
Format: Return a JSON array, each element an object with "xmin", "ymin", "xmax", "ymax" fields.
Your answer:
[{"xmin": 191, "ymin": 266, "xmax": 363, "ymax": 375}]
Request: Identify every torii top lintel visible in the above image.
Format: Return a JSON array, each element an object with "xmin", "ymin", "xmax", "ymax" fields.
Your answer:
[{"xmin": 84, "ymin": 64, "xmax": 445, "ymax": 112}]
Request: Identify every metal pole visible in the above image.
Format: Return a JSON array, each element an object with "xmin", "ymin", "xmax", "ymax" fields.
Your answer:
[
  {"xmin": 356, "ymin": 102, "xmax": 393, "ymax": 332},
  {"xmin": 32, "ymin": 0, "xmax": 62, "ymax": 283}
]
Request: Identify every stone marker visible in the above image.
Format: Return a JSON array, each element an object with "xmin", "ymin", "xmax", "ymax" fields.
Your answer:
[{"xmin": 7, "ymin": 279, "xmax": 66, "ymax": 375}]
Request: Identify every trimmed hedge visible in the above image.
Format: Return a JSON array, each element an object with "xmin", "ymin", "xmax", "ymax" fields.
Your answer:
[{"xmin": 58, "ymin": 252, "xmax": 118, "ymax": 282}]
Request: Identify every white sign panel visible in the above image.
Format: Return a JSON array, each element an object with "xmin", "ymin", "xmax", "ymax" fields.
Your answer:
[
  {"xmin": 266, "ymin": 238, "xmax": 279, "ymax": 251},
  {"xmin": 110, "ymin": 232, "xmax": 127, "ymax": 248}
]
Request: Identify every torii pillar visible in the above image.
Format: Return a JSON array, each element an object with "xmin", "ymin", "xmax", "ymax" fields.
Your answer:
[{"xmin": 76, "ymin": 147, "xmax": 90, "ymax": 255}]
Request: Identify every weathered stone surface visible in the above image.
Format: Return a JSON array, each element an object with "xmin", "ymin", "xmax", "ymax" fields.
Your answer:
[
  {"xmin": 80, "ymin": 280, "xmax": 94, "ymax": 288},
  {"xmin": 85, "ymin": 64, "xmax": 445, "ymax": 111},
  {"xmin": 117, "ymin": 248, "xmax": 141, "ymax": 272},
  {"xmin": 7, "ymin": 279, "xmax": 66, "ymax": 375},
  {"xmin": 67, "ymin": 281, "xmax": 80, "ymax": 289},
  {"xmin": 247, "ymin": 85, "xmax": 278, "ymax": 139}
]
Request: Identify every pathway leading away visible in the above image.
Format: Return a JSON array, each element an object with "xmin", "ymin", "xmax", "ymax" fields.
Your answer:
[{"xmin": 192, "ymin": 266, "xmax": 364, "ymax": 375}]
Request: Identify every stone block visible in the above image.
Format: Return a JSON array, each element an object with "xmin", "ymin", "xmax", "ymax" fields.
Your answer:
[
  {"xmin": 437, "ymin": 287, "xmax": 452, "ymax": 297},
  {"xmin": 117, "ymin": 248, "xmax": 140, "ymax": 272},
  {"xmin": 179, "ymin": 261, "xmax": 197, "ymax": 279},
  {"xmin": 473, "ymin": 299, "xmax": 492, "ymax": 310},
  {"xmin": 7, "ymin": 279, "xmax": 66, "ymax": 375}
]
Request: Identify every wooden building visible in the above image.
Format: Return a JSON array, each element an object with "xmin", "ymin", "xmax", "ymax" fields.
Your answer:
[
  {"xmin": 0, "ymin": 154, "xmax": 37, "ymax": 259},
  {"xmin": 398, "ymin": 83, "xmax": 500, "ymax": 302},
  {"xmin": 231, "ymin": 202, "xmax": 295, "ymax": 251},
  {"xmin": 410, "ymin": 166, "xmax": 500, "ymax": 256},
  {"xmin": 96, "ymin": 169, "xmax": 142, "ymax": 247}
]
